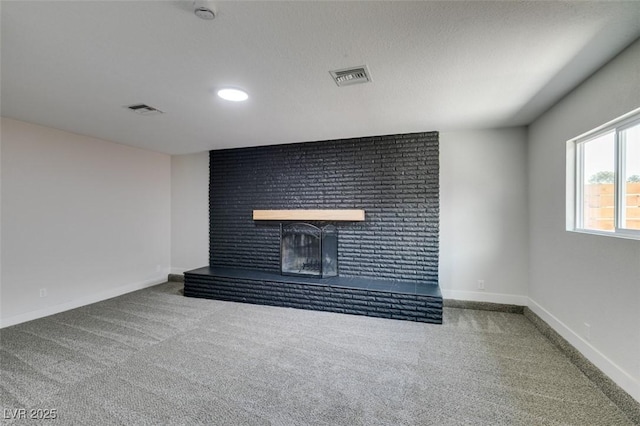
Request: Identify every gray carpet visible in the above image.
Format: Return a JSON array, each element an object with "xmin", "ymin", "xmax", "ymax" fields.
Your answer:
[{"xmin": 0, "ymin": 282, "xmax": 634, "ymax": 425}]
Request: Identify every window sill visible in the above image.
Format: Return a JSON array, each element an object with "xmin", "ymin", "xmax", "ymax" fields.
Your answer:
[{"xmin": 569, "ymin": 228, "xmax": 640, "ymax": 241}]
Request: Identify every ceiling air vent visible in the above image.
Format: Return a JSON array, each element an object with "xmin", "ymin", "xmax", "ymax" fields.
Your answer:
[
  {"xmin": 125, "ymin": 104, "xmax": 164, "ymax": 116},
  {"xmin": 330, "ymin": 65, "xmax": 371, "ymax": 87}
]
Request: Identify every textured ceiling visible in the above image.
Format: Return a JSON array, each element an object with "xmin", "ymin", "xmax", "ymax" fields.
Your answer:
[{"xmin": 2, "ymin": 1, "xmax": 639, "ymax": 155}]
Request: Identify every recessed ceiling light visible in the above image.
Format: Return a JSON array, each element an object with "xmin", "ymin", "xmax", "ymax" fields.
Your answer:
[{"xmin": 217, "ymin": 88, "xmax": 249, "ymax": 102}]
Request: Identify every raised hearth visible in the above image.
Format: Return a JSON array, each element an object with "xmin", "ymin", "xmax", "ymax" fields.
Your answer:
[{"xmin": 184, "ymin": 267, "xmax": 442, "ymax": 324}]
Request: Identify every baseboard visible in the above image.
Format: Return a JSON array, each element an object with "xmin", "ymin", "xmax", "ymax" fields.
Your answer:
[
  {"xmin": 0, "ymin": 277, "xmax": 167, "ymax": 329},
  {"xmin": 443, "ymin": 299, "xmax": 524, "ymax": 314},
  {"xmin": 526, "ymin": 299, "xmax": 640, "ymax": 421},
  {"xmin": 440, "ymin": 289, "xmax": 528, "ymax": 306}
]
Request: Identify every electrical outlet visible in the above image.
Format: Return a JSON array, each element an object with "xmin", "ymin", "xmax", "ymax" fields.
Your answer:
[
  {"xmin": 477, "ymin": 280, "xmax": 485, "ymax": 290},
  {"xmin": 39, "ymin": 288, "xmax": 47, "ymax": 298},
  {"xmin": 156, "ymin": 264, "xmax": 162, "ymax": 272},
  {"xmin": 584, "ymin": 323, "xmax": 591, "ymax": 341}
]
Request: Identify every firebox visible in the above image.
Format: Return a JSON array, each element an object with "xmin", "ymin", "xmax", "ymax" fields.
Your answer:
[{"xmin": 280, "ymin": 223, "xmax": 337, "ymax": 278}]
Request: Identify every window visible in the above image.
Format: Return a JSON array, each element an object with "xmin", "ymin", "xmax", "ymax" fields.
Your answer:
[{"xmin": 569, "ymin": 108, "xmax": 640, "ymax": 239}]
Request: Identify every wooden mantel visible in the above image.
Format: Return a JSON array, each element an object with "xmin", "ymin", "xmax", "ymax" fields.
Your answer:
[{"xmin": 252, "ymin": 209, "xmax": 365, "ymax": 221}]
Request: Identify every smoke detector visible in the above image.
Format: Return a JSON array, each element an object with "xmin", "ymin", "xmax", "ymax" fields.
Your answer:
[
  {"xmin": 194, "ymin": 1, "xmax": 215, "ymax": 20},
  {"xmin": 329, "ymin": 65, "xmax": 372, "ymax": 87}
]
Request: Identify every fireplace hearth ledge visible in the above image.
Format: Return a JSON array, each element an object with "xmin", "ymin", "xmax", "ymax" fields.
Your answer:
[{"xmin": 184, "ymin": 266, "xmax": 442, "ymax": 324}]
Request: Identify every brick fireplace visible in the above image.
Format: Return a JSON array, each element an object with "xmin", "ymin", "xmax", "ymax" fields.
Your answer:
[{"xmin": 184, "ymin": 131, "xmax": 442, "ymax": 323}]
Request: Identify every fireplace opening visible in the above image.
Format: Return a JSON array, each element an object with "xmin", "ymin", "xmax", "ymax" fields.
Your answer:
[{"xmin": 280, "ymin": 223, "xmax": 337, "ymax": 278}]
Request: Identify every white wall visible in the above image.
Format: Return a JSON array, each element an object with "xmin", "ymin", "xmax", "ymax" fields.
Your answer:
[
  {"xmin": 0, "ymin": 118, "xmax": 171, "ymax": 327},
  {"xmin": 440, "ymin": 129, "xmax": 529, "ymax": 305},
  {"xmin": 1, "ymin": 123, "xmax": 530, "ymax": 327},
  {"xmin": 528, "ymin": 40, "xmax": 640, "ymax": 401},
  {"xmin": 171, "ymin": 153, "xmax": 209, "ymax": 274}
]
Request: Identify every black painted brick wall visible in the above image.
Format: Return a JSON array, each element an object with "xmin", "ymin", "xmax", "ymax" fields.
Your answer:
[{"xmin": 210, "ymin": 131, "xmax": 439, "ymax": 283}]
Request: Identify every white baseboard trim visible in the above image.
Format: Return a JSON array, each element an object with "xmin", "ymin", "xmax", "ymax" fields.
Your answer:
[
  {"xmin": 527, "ymin": 298, "xmax": 640, "ymax": 402},
  {"xmin": 441, "ymin": 289, "xmax": 528, "ymax": 306},
  {"xmin": 0, "ymin": 277, "xmax": 166, "ymax": 329}
]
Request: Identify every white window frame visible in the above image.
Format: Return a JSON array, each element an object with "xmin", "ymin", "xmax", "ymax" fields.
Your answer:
[{"xmin": 567, "ymin": 107, "xmax": 640, "ymax": 240}]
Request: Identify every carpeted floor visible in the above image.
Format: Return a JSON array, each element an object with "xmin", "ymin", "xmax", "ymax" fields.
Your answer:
[{"xmin": 0, "ymin": 282, "xmax": 634, "ymax": 425}]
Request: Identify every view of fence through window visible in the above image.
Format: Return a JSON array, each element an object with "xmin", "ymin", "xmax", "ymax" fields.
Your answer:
[{"xmin": 582, "ymin": 123, "xmax": 640, "ymax": 231}]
